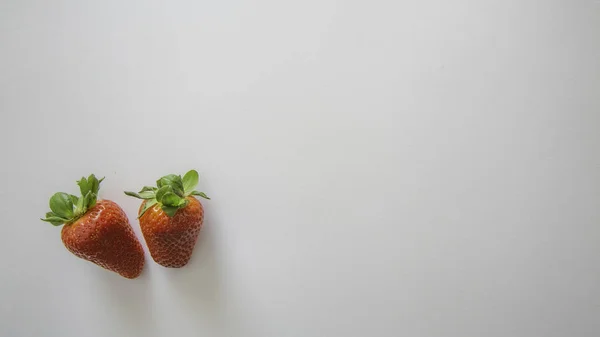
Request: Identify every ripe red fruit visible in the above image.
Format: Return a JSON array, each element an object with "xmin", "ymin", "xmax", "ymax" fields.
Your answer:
[
  {"xmin": 42, "ymin": 175, "xmax": 145, "ymax": 279},
  {"xmin": 125, "ymin": 170, "xmax": 210, "ymax": 268},
  {"xmin": 138, "ymin": 196, "xmax": 204, "ymax": 267}
]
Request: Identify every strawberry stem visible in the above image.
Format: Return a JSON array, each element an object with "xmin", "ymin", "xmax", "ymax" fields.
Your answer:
[
  {"xmin": 41, "ymin": 174, "xmax": 104, "ymax": 226},
  {"xmin": 124, "ymin": 169, "xmax": 210, "ymax": 218}
]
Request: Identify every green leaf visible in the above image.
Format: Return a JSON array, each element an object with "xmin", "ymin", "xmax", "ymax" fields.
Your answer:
[
  {"xmin": 138, "ymin": 199, "xmax": 158, "ymax": 218},
  {"xmin": 155, "ymin": 185, "xmax": 172, "ymax": 202},
  {"xmin": 124, "ymin": 190, "xmax": 155, "ymax": 199},
  {"xmin": 49, "ymin": 192, "xmax": 74, "ymax": 219},
  {"xmin": 124, "ymin": 191, "xmax": 143, "ymax": 199},
  {"xmin": 182, "ymin": 170, "xmax": 199, "ymax": 194},
  {"xmin": 84, "ymin": 191, "xmax": 92, "ymax": 206},
  {"xmin": 157, "ymin": 174, "xmax": 185, "ymax": 197},
  {"xmin": 76, "ymin": 196, "xmax": 85, "ymax": 209},
  {"xmin": 77, "ymin": 174, "xmax": 103, "ymax": 198},
  {"xmin": 140, "ymin": 186, "xmax": 157, "ymax": 192},
  {"xmin": 138, "ymin": 191, "xmax": 155, "ymax": 199},
  {"xmin": 161, "ymin": 205, "xmax": 179, "ymax": 217},
  {"xmin": 88, "ymin": 174, "xmax": 100, "ymax": 195},
  {"xmin": 42, "ymin": 212, "xmax": 69, "ymax": 225},
  {"xmin": 190, "ymin": 190, "xmax": 210, "ymax": 200},
  {"xmin": 157, "ymin": 174, "xmax": 178, "ymax": 187},
  {"xmin": 161, "ymin": 192, "xmax": 184, "ymax": 207},
  {"xmin": 89, "ymin": 192, "xmax": 98, "ymax": 208},
  {"xmin": 173, "ymin": 195, "xmax": 188, "ymax": 207},
  {"xmin": 44, "ymin": 174, "xmax": 104, "ymax": 226},
  {"xmin": 41, "ymin": 216, "xmax": 69, "ymax": 226},
  {"xmin": 77, "ymin": 176, "xmax": 90, "ymax": 196},
  {"xmin": 73, "ymin": 195, "xmax": 87, "ymax": 217}
]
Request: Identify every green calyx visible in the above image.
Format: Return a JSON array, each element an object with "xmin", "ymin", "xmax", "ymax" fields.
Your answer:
[
  {"xmin": 125, "ymin": 169, "xmax": 210, "ymax": 218},
  {"xmin": 41, "ymin": 174, "xmax": 105, "ymax": 226}
]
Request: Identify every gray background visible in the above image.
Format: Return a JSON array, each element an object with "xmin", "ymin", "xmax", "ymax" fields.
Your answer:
[{"xmin": 1, "ymin": 0, "xmax": 599, "ymax": 336}]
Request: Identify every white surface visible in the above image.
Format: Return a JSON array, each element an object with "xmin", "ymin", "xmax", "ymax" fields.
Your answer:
[{"xmin": 1, "ymin": 1, "xmax": 599, "ymax": 336}]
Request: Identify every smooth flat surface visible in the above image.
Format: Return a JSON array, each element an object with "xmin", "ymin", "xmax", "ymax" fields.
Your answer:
[{"xmin": 1, "ymin": 1, "xmax": 599, "ymax": 336}]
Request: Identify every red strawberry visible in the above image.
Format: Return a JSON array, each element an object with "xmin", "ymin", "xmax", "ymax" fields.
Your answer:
[
  {"xmin": 125, "ymin": 170, "xmax": 210, "ymax": 268},
  {"xmin": 42, "ymin": 175, "xmax": 145, "ymax": 279}
]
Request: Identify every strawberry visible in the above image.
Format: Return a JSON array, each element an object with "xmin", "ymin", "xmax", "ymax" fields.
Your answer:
[
  {"xmin": 125, "ymin": 170, "xmax": 210, "ymax": 268},
  {"xmin": 41, "ymin": 175, "xmax": 145, "ymax": 279}
]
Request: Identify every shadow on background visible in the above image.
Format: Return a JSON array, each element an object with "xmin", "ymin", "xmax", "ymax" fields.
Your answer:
[
  {"xmin": 94, "ymin": 255, "xmax": 158, "ymax": 337},
  {"xmin": 90, "ymin": 206, "xmax": 228, "ymax": 336},
  {"xmin": 160, "ymin": 209, "xmax": 226, "ymax": 335}
]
